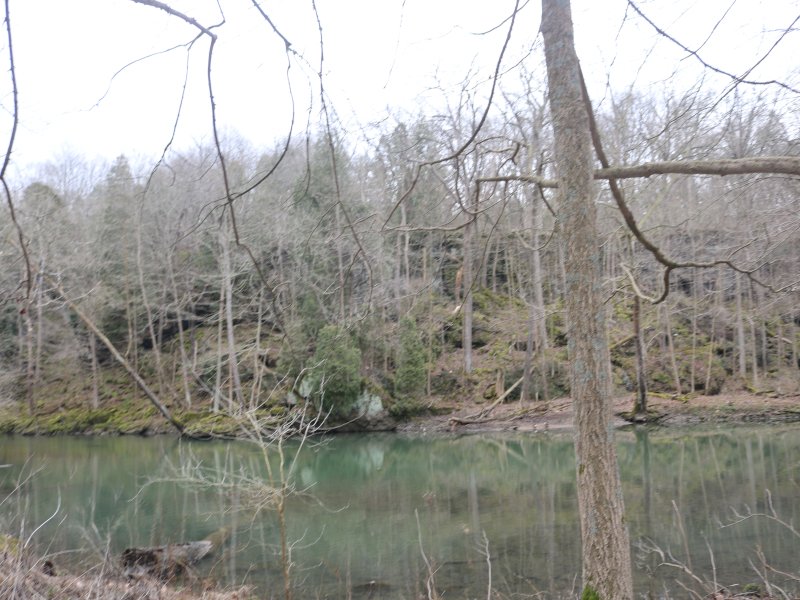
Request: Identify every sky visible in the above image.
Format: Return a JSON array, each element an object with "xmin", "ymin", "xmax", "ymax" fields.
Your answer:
[{"xmin": 1, "ymin": 0, "xmax": 797, "ymax": 175}]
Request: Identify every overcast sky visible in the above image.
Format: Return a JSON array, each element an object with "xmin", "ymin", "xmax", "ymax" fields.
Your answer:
[{"xmin": 1, "ymin": 0, "xmax": 797, "ymax": 174}]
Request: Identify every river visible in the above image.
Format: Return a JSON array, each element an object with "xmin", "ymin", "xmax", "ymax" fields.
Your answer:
[{"xmin": 1, "ymin": 425, "xmax": 799, "ymax": 598}]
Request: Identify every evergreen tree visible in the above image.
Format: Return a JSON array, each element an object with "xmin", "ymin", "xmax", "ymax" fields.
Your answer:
[
  {"xmin": 394, "ymin": 317, "xmax": 426, "ymax": 398},
  {"xmin": 310, "ymin": 325, "xmax": 362, "ymax": 417}
]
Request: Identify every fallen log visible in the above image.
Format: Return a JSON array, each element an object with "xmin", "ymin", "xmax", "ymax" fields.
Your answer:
[
  {"xmin": 122, "ymin": 527, "xmax": 230, "ymax": 580},
  {"xmin": 122, "ymin": 541, "xmax": 212, "ymax": 580}
]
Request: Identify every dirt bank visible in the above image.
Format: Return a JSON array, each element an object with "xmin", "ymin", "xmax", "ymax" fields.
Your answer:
[{"xmin": 397, "ymin": 392, "xmax": 800, "ymax": 435}]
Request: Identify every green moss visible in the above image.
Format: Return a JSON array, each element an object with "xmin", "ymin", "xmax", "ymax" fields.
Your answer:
[
  {"xmin": 39, "ymin": 408, "xmax": 115, "ymax": 434},
  {"xmin": 388, "ymin": 398, "xmax": 427, "ymax": 419},
  {"xmin": 0, "ymin": 534, "xmax": 21, "ymax": 556},
  {"xmin": 180, "ymin": 411, "xmax": 242, "ymax": 438},
  {"xmin": 742, "ymin": 583, "xmax": 762, "ymax": 595},
  {"xmin": 581, "ymin": 585, "xmax": 601, "ymax": 600},
  {"xmin": 0, "ymin": 403, "xmax": 168, "ymax": 435}
]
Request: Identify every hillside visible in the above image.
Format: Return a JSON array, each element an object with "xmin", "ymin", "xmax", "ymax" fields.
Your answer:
[{"xmin": 2, "ymin": 283, "xmax": 797, "ymax": 436}]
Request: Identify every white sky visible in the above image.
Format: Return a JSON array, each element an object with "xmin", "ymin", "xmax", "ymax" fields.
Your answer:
[{"xmin": 1, "ymin": 0, "xmax": 797, "ymax": 173}]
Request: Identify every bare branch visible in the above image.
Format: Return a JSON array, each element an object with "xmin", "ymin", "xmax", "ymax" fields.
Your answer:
[
  {"xmin": 0, "ymin": 0, "xmax": 32, "ymax": 303},
  {"xmin": 596, "ymin": 157, "xmax": 800, "ymax": 179},
  {"xmin": 382, "ymin": 0, "xmax": 522, "ymax": 229},
  {"xmin": 130, "ymin": 0, "xmax": 293, "ymax": 334},
  {"xmin": 129, "ymin": 0, "xmax": 219, "ymax": 37},
  {"xmin": 479, "ymin": 156, "xmax": 800, "ymax": 188},
  {"xmin": 311, "ymin": 0, "xmax": 374, "ymax": 319},
  {"xmin": 627, "ymin": 0, "xmax": 800, "ymax": 95}
]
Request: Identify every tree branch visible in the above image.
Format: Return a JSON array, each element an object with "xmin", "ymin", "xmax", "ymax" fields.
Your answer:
[
  {"xmin": 576, "ymin": 66, "xmax": 793, "ymax": 302},
  {"xmin": 0, "ymin": 0, "xmax": 32, "ymax": 303},
  {"xmin": 595, "ymin": 157, "xmax": 800, "ymax": 179},
  {"xmin": 478, "ymin": 156, "xmax": 800, "ymax": 188},
  {"xmin": 627, "ymin": 0, "xmax": 800, "ymax": 95},
  {"xmin": 382, "ymin": 0, "xmax": 522, "ymax": 230}
]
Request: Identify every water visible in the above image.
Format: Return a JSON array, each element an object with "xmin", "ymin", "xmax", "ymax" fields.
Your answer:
[{"xmin": 1, "ymin": 426, "xmax": 799, "ymax": 598}]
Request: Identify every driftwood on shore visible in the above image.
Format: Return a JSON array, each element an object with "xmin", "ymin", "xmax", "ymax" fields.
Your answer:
[
  {"xmin": 121, "ymin": 527, "xmax": 229, "ymax": 580},
  {"xmin": 450, "ymin": 376, "xmax": 525, "ymax": 425}
]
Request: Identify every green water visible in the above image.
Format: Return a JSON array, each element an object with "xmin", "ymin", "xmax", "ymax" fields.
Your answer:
[{"xmin": 1, "ymin": 426, "xmax": 799, "ymax": 598}]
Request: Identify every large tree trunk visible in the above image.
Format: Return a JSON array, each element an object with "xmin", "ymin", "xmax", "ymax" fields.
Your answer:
[{"xmin": 541, "ymin": 1, "xmax": 633, "ymax": 598}]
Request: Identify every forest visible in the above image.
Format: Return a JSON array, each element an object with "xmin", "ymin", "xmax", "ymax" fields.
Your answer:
[{"xmin": 1, "ymin": 86, "xmax": 797, "ymax": 430}]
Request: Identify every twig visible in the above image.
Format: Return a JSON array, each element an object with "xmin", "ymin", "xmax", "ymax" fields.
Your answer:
[
  {"xmin": 480, "ymin": 531, "xmax": 492, "ymax": 600},
  {"xmin": 415, "ymin": 508, "xmax": 440, "ymax": 600},
  {"xmin": 24, "ymin": 490, "xmax": 61, "ymax": 549}
]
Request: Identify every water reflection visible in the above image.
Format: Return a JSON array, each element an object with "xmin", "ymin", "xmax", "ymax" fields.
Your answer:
[{"xmin": 1, "ymin": 426, "xmax": 799, "ymax": 598}]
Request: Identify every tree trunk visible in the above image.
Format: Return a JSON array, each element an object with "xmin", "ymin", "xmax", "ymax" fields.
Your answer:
[
  {"xmin": 531, "ymin": 192, "xmax": 549, "ymax": 402},
  {"xmin": 736, "ymin": 272, "xmax": 747, "ymax": 378},
  {"xmin": 167, "ymin": 254, "xmax": 193, "ymax": 409},
  {"xmin": 33, "ymin": 274, "xmax": 44, "ymax": 397},
  {"xmin": 213, "ymin": 281, "xmax": 225, "ymax": 413},
  {"xmin": 662, "ymin": 303, "xmax": 683, "ymax": 395},
  {"xmin": 250, "ymin": 288, "xmax": 265, "ymax": 411},
  {"xmin": 632, "ymin": 294, "xmax": 647, "ymax": 415},
  {"xmin": 523, "ymin": 190, "xmax": 548, "ymax": 403},
  {"xmin": 541, "ymin": 2, "xmax": 633, "ymax": 598},
  {"xmin": 463, "ymin": 214, "xmax": 474, "ymax": 374},
  {"xmin": 23, "ymin": 309, "xmax": 35, "ymax": 413},
  {"xmin": 401, "ymin": 203, "xmax": 411, "ymax": 292},
  {"xmin": 522, "ymin": 305, "xmax": 535, "ymax": 402},
  {"xmin": 749, "ymin": 316, "xmax": 759, "ymax": 388},
  {"xmin": 220, "ymin": 225, "xmax": 244, "ymax": 409},
  {"xmin": 136, "ymin": 213, "xmax": 166, "ymax": 400},
  {"xmin": 334, "ymin": 203, "xmax": 347, "ymax": 322},
  {"xmin": 89, "ymin": 332, "xmax": 100, "ymax": 409}
]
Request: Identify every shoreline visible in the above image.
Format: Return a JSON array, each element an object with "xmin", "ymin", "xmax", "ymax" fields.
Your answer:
[
  {"xmin": 396, "ymin": 392, "xmax": 800, "ymax": 435},
  {"xmin": 1, "ymin": 392, "xmax": 798, "ymax": 438}
]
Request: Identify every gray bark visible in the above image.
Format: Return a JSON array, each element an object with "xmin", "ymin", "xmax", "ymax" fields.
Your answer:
[{"xmin": 541, "ymin": 1, "xmax": 633, "ymax": 597}]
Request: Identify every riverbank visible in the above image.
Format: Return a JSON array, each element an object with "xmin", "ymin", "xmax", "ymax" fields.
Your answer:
[
  {"xmin": 401, "ymin": 391, "xmax": 800, "ymax": 435},
  {"xmin": 1, "ymin": 390, "xmax": 798, "ymax": 438}
]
